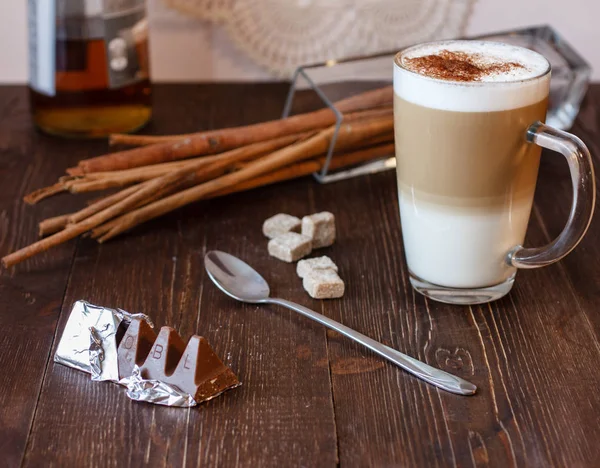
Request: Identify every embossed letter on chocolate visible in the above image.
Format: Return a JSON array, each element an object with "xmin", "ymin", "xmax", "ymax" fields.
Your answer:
[
  {"xmin": 117, "ymin": 320, "xmax": 240, "ymax": 403},
  {"xmin": 117, "ymin": 318, "xmax": 157, "ymax": 379}
]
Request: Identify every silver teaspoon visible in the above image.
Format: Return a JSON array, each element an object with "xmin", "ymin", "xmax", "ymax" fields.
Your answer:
[{"xmin": 204, "ymin": 250, "xmax": 477, "ymax": 396}]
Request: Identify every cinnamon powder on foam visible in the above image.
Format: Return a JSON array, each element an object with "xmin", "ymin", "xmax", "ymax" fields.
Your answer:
[{"xmin": 404, "ymin": 50, "xmax": 525, "ymax": 82}]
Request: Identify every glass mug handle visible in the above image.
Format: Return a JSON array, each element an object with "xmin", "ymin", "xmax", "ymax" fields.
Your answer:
[{"xmin": 507, "ymin": 121, "xmax": 596, "ymax": 269}]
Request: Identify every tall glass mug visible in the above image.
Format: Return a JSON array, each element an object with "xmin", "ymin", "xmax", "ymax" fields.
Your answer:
[{"xmin": 393, "ymin": 41, "xmax": 595, "ymax": 304}]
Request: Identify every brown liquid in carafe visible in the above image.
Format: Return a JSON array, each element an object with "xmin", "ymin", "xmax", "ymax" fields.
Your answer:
[{"xmin": 30, "ymin": 36, "xmax": 151, "ymax": 138}]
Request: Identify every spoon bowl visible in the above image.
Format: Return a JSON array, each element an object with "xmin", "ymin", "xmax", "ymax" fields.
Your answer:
[{"xmin": 205, "ymin": 250, "xmax": 271, "ymax": 303}]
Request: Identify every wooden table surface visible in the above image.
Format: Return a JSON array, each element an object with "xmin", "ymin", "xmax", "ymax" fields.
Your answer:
[{"xmin": 1, "ymin": 83, "xmax": 600, "ymax": 468}]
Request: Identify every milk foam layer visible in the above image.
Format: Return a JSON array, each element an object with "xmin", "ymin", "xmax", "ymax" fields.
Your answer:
[{"xmin": 394, "ymin": 40, "xmax": 551, "ymax": 112}]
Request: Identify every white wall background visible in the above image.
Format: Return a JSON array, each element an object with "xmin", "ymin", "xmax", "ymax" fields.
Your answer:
[{"xmin": 1, "ymin": 0, "xmax": 598, "ymax": 83}]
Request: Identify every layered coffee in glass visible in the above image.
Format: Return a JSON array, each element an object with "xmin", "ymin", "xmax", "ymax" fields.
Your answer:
[{"xmin": 393, "ymin": 41, "xmax": 595, "ymax": 304}]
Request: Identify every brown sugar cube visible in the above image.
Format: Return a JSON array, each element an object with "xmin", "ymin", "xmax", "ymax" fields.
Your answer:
[
  {"xmin": 296, "ymin": 256, "xmax": 338, "ymax": 278},
  {"xmin": 262, "ymin": 213, "xmax": 301, "ymax": 239},
  {"xmin": 302, "ymin": 212, "xmax": 335, "ymax": 248},
  {"xmin": 268, "ymin": 232, "xmax": 312, "ymax": 263},
  {"xmin": 302, "ymin": 268, "xmax": 345, "ymax": 299}
]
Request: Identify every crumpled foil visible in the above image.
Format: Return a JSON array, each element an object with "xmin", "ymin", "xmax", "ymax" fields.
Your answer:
[
  {"xmin": 54, "ymin": 300, "xmax": 198, "ymax": 407},
  {"xmin": 54, "ymin": 300, "xmax": 153, "ymax": 382},
  {"xmin": 88, "ymin": 327, "xmax": 104, "ymax": 379},
  {"xmin": 120, "ymin": 366, "xmax": 197, "ymax": 407}
]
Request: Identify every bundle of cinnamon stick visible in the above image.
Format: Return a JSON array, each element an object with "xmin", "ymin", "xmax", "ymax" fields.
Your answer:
[{"xmin": 2, "ymin": 85, "xmax": 394, "ymax": 268}]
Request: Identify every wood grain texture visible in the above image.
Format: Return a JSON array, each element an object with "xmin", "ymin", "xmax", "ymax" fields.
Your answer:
[
  {"xmin": 0, "ymin": 87, "xmax": 103, "ymax": 468},
  {"xmin": 307, "ymin": 90, "xmax": 600, "ymax": 466},
  {"xmin": 532, "ymin": 87, "xmax": 600, "ymax": 342},
  {"xmin": 1, "ymin": 84, "xmax": 600, "ymax": 468},
  {"xmin": 21, "ymin": 84, "xmax": 338, "ymax": 468}
]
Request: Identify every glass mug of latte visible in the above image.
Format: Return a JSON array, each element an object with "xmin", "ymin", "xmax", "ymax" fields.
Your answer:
[{"xmin": 393, "ymin": 40, "xmax": 595, "ymax": 304}]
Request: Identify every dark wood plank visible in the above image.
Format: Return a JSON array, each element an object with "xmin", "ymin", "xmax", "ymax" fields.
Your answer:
[
  {"xmin": 310, "ymin": 173, "xmax": 486, "ymax": 467},
  {"xmin": 22, "ymin": 84, "xmax": 338, "ymax": 468},
  {"xmin": 2, "ymin": 83, "xmax": 600, "ymax": 468},
  {"xmin": 312, "ymin": 136, "xmax": 600, "ymax": 465},
  {"xmin": 532, "ymin": 87, "xmax": 600, "ymax": 341},
  {"xmin": 0, "ymin": 87, "xmax": 113, "ymax": 468}
]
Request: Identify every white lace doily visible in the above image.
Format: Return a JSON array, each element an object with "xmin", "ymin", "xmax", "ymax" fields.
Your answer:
[{"xmin": 162, "ymin": 0, "xmax": 476, "ymax": 77}]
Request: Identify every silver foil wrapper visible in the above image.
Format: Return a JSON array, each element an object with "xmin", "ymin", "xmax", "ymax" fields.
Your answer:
[
  {"xmin": 121, "ymin": 366, "xmax": 197, "ymax": 407},
  {"xmin": 54, "ymin": 300, "xmax": 153, "ymax": 382},
  {"xmin": 53, "ymin": 300, "xmax": 223, "ymax": 407}
]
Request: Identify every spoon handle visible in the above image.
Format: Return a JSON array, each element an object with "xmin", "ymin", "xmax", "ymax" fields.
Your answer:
[{"xmin": 268, "ymin": 298, "xmax": 476, "ymax": 395}]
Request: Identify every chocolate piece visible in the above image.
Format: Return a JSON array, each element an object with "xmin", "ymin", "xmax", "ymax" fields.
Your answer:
[
  {"xmin": 168, "ymin": 336, "xmax": 240, "ymax": 402},
  {"xmin": 139, "ymin": 327, "xmax": 187, "ymax": 379},
  {"xmin": 118, "ymin": 320, "xmax": 240, "ymax": 403},
  {"xmin": 117, "ymin": 318, "xmax": 157, "ymax": 379}
]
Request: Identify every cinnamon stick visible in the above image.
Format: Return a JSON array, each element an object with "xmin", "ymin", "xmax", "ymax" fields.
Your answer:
[
  {"xmin": 38, "ymin": 214, "xmax": 70, "ymax": 236},
  {"xmin": 231, "ymin": 132, "xmax": 393, "ymax": 173},
  {"xmin": 73, "ymin": 130, "xmax": 313, "ymax": 235},
  {"xmin": 90, "ymin": 142, "xmax": 394, "ymax": 239},
  {"xmin": 97, "ymin": 117, "xmax": 393, "ymax": 241},
  {"xmin": 68, "ymin": 184, "xmax": 145, "ymax": 224},
  {"xmin": 66, "ymin": 166, "xmax": 84, "ymax": 176},
  {"xmin": 91, "ymin": 142, "xmax": 393, "ymax": 239},
  {"xmin": 75, "ymin": 157, "xmax": 215, "ymax": 181},
  {"xmin": 5, "ymin": 117, "xmax": 393, "ymax": 266},
  {"xmin": 66, "ymin": 132, "xmax": 311, "ymax": 193},
  {"xmin": 23, "ymin": 182, "xmax": 67, "ymax": 205},
  {"xmin": 37, "ymin": 139, "xmax": 393, "ymax": 242},
  {"xmin": 213, "ymin": 142, "xmax": 395, "ymax": 197},
  {"xmin": 89, "ymin": 183, "xmax": 181, "ymax": 238},
  {"xmin": 89, "ymin": 219, "xmax": 116, "ymax": 239},
  {"xmin": 78, "ymin": 135, "xmax": 312, "ymax": 232},
  {"xmin": 2, "ymin": 168, "xmax": 200, "ymax": 268},
  {"xmin": 109, "ymin": 133, "xmax": 188, "ymax": 147},
  {"xmin": 73, "ymin": 86, "xmax": 393, "ymax": 173},
  {"xmin": 108, "ymin": 106, "xmax": 393, "ymax": 147}
]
